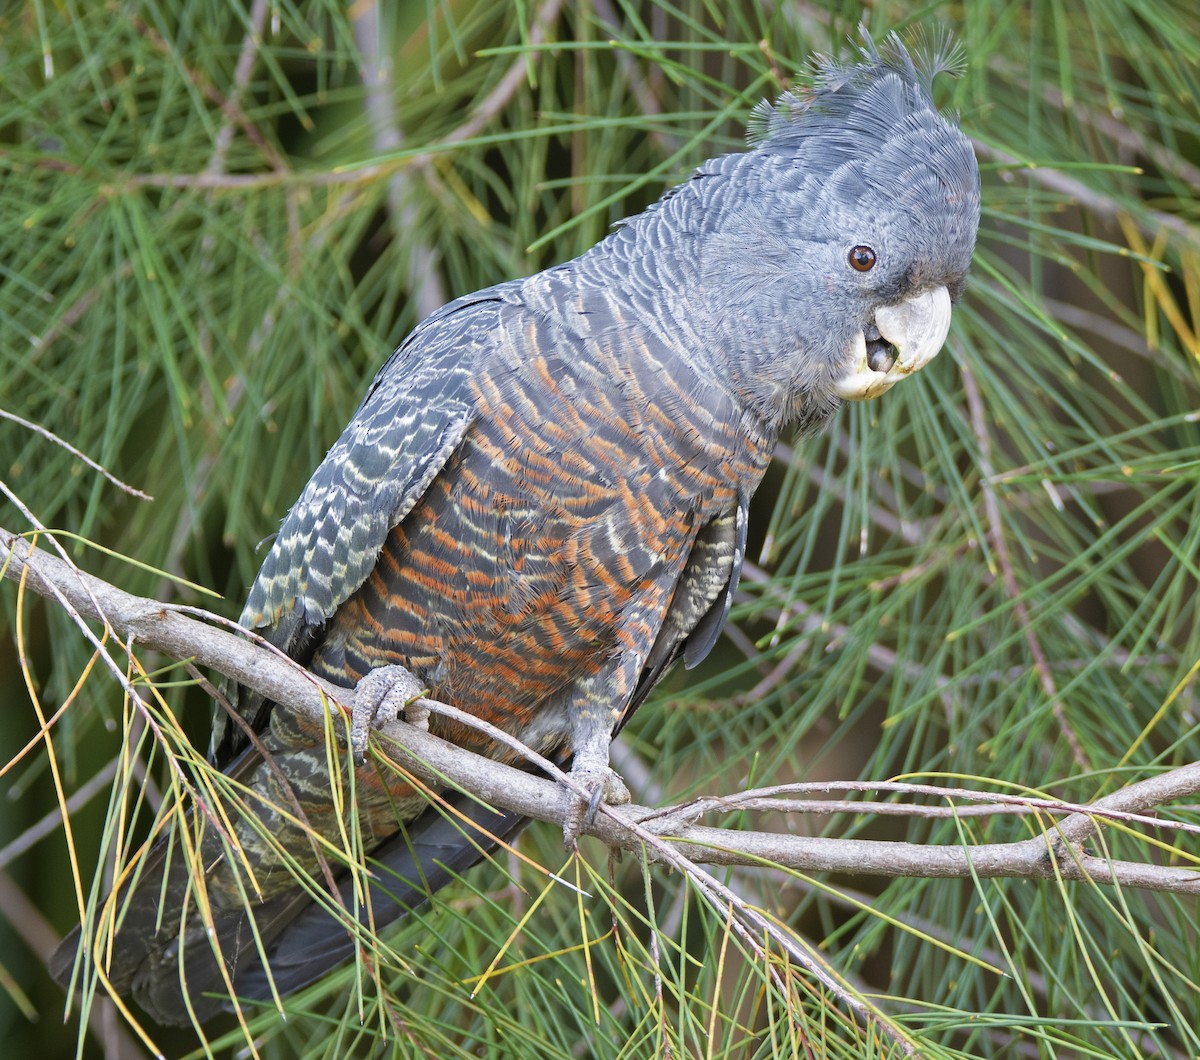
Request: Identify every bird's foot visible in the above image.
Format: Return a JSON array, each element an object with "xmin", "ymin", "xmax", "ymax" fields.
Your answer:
[
  {"xmin": 562, "ymin": 760, "xmax": 630, "ymax": 848},
  {"xmin": 351, "ymin": 664, "xmax": 429, "ymax": 763}
]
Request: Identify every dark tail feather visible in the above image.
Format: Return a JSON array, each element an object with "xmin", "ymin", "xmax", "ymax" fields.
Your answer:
[
  {"xmin": 49, "ymin": 828, "xmax": 271, "ymax": 1026},
  {"xmin": 227, "ymin": 795, "xmax": 528, "ymax": 1008},
  {"xmin": 50, "ymin": 820, "xmax": 301, "ymax": 1025},
  {"xmin": 50, "ymin": 794, "xmax": 528, "ymax": 1026}
]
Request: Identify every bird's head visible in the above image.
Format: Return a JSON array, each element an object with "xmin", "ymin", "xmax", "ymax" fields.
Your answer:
[{"xmin": 687, "ymin": 31, "xmax": 981, "ymax": 430}]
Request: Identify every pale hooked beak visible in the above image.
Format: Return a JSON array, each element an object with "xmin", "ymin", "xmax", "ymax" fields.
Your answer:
[{"xmin": 833, "ymin": 285, "xmax": 952, "ymax": 401}]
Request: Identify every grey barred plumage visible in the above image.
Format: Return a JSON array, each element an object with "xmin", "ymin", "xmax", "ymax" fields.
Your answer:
[{"xmin": 53, "ymin": 30, "xmax": 981, "ymax": 1025}]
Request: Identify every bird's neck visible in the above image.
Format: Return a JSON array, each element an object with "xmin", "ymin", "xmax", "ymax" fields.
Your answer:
[{"xmin": 571, "ymin": 153, "xmax": 838, "ymax": 439}]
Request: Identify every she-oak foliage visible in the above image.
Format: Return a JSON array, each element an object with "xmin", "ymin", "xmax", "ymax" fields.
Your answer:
[{"xmin": 1, "ymin": 2, "xmax": 1198, "ymax": 1058}]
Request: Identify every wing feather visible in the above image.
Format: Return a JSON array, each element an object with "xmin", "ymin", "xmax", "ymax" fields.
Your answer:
[
  {"xmin": 214, "ymin": 287, "xmax": 520, "ymax": 763},
  {"xmin": 616, "ymin": 489, "xmax": 750, "ymax": 735}
]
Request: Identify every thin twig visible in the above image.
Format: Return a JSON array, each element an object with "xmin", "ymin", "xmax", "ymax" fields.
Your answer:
[
  {"xmin": 0, "ymin": 761, "xmax": 119, "ymax": 870},
  {"xmin": 591, "ymin": 0, "xmax": 680, "ymax": 154},
  {"xmin": 206, "ymin": 0, "xmax": 275, "ymax": 175},
  {"xmin": 973, "ymin": 138, "xmax": 1199, "ymax": 250},
  {"xmin": 106, "ymin": 0, "xmax": 566, "ymax": 199},
  {"xmin": 351, "ymin": 0, "xmax": 445, "ymax": 319},
  {"xmin": 772, "ymin": 437, "xmax": 930, "ymax": 546},
  {"xmin": 737, "ymin": 559, "xmax": 963, "ymax": 718},
  {"xmin": 960, "ymin": 363, "xmax": 1088, "ymax": 769},
  {"xmin": 0, "ymin": 410, "xmax": 152, "ymax": 500},
  {"xmin": 1026, "ymin": 72, "xmax": 1200, "ymax": 192},
  {"xmin": 131, "ymin": 7, "xmax": 285, "ymax": 172},
  {"xmin": 657, "ymin": 778, "xmax": 1200, "ymax": 837},
  {"xmin": 431, "ymin": 0, "xmax": 566, "ymax": 158}
]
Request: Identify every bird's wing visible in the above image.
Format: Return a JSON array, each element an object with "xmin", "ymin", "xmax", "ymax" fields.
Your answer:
[
  {"xmin": 213, "ymin": 287, "xmax": 516, "ymax": 765},
  {"xmin": 616, "ymin": 488, "xmax": 750, "ymax": 736}
]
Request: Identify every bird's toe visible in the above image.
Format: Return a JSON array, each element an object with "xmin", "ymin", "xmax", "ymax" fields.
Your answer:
[
  {"xmin": 561, "ymin": 764, "xmax": 629, "ymax": 847},
  {"xmin": 351, "ymin": 664, "xmax": 428, "ymax": 762}
]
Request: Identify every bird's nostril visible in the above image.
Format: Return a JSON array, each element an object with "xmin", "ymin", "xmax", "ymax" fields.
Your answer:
[{"xmin": 867, "ymin": 336, "xmax": 897, "ymax": 373}]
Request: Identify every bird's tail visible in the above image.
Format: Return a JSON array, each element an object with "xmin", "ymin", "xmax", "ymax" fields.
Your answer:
[
  {"xmin": 50, "ymin": 789, "xmax": 528, "ymax": 1026},
  {"xmin": 226, "ymin": 793, "xmax": 528, "ymax": 1008}
]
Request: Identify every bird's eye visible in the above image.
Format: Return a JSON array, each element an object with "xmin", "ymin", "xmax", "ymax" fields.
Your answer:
[{"xmin": 848, "ymin": 245, "xmax": 877, "ymax": 272}]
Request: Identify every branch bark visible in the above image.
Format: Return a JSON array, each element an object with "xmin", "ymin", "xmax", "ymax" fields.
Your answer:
[{"xmin": 3, "ymin": 525, "xmax": 1198, "ymax": 895}]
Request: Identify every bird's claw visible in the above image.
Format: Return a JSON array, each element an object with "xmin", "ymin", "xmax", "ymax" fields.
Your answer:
[
  {"xmin": 585, "ymin": 782, "xmax": 606, "ymax": 825},
  {"xmin": 562, "ymin": 765, "xmax": 630, "ymax": 848},
  {"xmin": 351, "ymin": 664, "xmax": 429, "ymax": 763}
]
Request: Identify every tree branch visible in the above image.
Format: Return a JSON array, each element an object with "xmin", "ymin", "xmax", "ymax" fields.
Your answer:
[{"xmin": 2, "ymin": 525, "xmax": 1198, "ymax": 895}]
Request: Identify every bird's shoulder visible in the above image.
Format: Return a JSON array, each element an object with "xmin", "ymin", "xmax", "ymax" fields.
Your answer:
[{"xmin": 240, "ymin": 282, "xmax": 532, "ymax": 640}]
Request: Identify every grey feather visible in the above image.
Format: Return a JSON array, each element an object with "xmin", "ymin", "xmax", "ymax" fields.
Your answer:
[
  {"xmin": 77, "ymin": 29, "xmax": 983, "ymax": 1024},
  {"xmin": 683, "ymin": 491, "xmax": 749, "ymax": 671}
]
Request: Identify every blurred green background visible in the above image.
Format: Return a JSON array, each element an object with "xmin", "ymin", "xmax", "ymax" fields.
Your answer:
[{"xmin": 2, "ymin": 1, "xmax": 1198, "ymax": 1056}]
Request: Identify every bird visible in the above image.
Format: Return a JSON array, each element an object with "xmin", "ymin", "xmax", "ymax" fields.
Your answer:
[{"xmin": 51, "ymin": 31, "xmax": 980, "ymax": 1027}]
